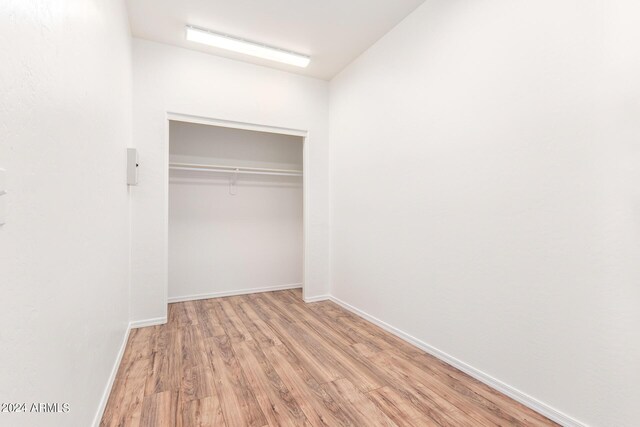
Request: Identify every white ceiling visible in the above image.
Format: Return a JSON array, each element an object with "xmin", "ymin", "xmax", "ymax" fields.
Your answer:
[{"xmin": 125, "ymin": 0, "xmax": 425, "ymax": 80}]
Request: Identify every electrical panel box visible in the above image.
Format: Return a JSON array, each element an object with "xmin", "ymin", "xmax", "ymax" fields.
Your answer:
[{"xmin": 127, "ymin": 148, "xmax": 138, "ymax": 186}]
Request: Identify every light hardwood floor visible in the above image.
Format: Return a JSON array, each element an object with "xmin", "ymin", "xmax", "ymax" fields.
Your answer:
[{"xmin": 101, "ymin": 289, "xmax": 557, "ymax": 426}]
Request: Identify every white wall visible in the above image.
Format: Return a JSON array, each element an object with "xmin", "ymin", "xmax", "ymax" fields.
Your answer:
[
  {"xmin": 329, "ymin": 1, "xmax": 640, "ymax": 426},
  {"xmin": 169, "ymin": 122, "xmax": 303, "ymax": 300},
  {"xmin": 0, "ymin": 1, "xmax": 132, "ymax": 426},
  {"xmin": 131, "ymin": 39, "xmax": 330, "ymax": 323}
]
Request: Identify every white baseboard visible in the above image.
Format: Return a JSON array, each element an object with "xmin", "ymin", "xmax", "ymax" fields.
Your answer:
[
  {"xmin": 303, "ymin": 294, "xmax": 330, "ymax": 303},
  {"xmin": 92, "ymin": 323, "xmax": 131, "ymax": 427},
  {"xmin": 328, "ymin": 296, "xmax": 586, "ymax": 427},
  {"xmin": 130, "ymin": 316, "xmax": 167, "ymax": 329},
  {"xmin": 167, "ymin": 283, "xmax": 303, "ymax": 304}
]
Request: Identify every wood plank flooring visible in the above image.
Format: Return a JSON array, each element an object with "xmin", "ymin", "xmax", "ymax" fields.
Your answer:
[{"xmin": 101, "ymin": 289, "xmax": 557, "ymax": 426}]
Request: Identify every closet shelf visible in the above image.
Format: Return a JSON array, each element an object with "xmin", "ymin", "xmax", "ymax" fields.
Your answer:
[{"xmin": 169, "ymin": 162, "xmax": 303, "ymax": 177}]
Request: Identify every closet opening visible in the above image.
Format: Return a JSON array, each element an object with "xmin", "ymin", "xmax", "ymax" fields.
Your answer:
[{"xmin": 166, "ymin": 114, "xmax": 307, "ymax": 304}]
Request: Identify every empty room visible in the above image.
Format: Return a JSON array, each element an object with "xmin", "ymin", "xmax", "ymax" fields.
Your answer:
[{"xmin": 1, "ymin": 1, "xmax": 638, "ymax": 426}]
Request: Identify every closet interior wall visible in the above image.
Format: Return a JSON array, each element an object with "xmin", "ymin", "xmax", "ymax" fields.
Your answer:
[{"xmin": 168, "ymin": 121, "xmax": 304, "ymax": 302}]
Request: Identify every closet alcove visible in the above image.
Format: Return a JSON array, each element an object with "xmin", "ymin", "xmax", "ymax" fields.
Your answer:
[{"xmin": 168, "ymin": 120, "xmax": 304, "ymax": 302}]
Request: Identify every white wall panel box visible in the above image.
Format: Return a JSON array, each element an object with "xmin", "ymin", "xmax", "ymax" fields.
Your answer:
[{"xmin": 127, "ymin": 148, "xmax": 139, "ymax": 185}]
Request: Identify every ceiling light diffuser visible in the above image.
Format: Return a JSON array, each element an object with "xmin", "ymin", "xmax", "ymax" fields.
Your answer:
[{"xmin": 185, "ymin": 25, "xmax": 311, "ymax": 68}]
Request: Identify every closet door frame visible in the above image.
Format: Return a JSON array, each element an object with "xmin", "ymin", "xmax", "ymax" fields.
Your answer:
[{"xmin": 165, "ymin": 112, "xmax": 309, "ymax": 300}]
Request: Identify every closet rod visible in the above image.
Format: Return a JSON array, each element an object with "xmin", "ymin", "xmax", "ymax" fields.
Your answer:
[{"xmin": 169, "ymin": 162, "xmax": 303, "ymax": 176}]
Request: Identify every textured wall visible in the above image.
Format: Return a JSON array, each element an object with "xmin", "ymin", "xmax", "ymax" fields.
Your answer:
[
  {"xmin": 0, "ymin": 1, "xmax": 132, "ymax": 426},
  {"xmin": 330, "ymin": 1, "xmax": 640, "ymax": 425}
]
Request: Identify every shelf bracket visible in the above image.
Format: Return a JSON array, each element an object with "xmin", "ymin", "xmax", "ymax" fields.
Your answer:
[{"xmin": 229, "ymin": 168, "xmax": 239, "ymax": 195}]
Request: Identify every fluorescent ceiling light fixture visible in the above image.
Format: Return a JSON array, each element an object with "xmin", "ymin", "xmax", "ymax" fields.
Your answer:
[{"xmin": 186, "ymin": 25, "xmax": 310, "ymax": 68}]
